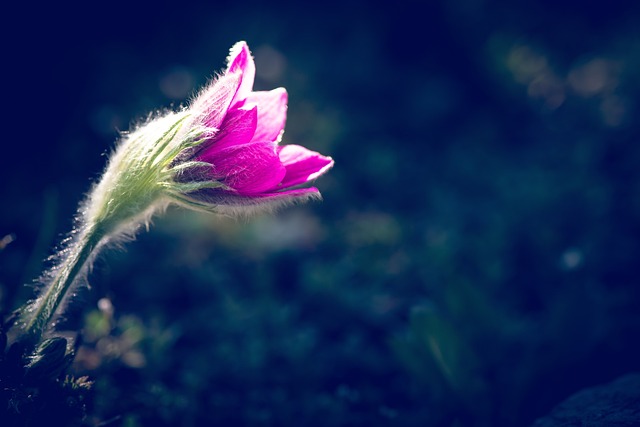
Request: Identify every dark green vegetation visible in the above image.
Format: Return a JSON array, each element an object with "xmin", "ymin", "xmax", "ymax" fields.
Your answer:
[{"xmin": 2, "ymin": 1, "xmax": 640, "ymax": 426}]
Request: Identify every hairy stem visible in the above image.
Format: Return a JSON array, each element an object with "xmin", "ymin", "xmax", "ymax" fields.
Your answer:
[{"xmin": 19, "ymin": 226, "xmax": 105, "ymax": 347}]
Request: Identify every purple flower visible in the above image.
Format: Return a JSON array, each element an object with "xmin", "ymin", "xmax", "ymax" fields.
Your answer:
[{"xmin": 178, "ymin": 41, "xmax": 334, "ymax": 212}]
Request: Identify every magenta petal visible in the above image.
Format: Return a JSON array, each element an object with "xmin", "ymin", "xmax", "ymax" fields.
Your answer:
[
  {"xmin": 199, "ymin": 106, "xmax": 258, "ymax": 159},
  {"xmin": 205, "ymin": 142, "xmax": 286, "ymax": 195},
  {"xmin": 247, "ymin": 88, "xmax": 288, "ymax": 144},
  {"xmin": 227, "ymin": 41, "xmax": 256, "ymax": 106},
  {"xmin": 278, "ymin": 145, "xmax": 335, "ymax": 188},
  {"xmin": 192, "ymin": 71, "xmax": 242, "ymax": 130}
]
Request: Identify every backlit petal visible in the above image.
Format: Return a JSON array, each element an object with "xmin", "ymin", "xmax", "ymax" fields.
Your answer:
[
  {"xmin": 278, "ymin": 145, "xmax": 335, "ymax": 188},
  {"xmin": 247, "ymin": 88, "xmax": 288, "ymax": 143},
  {"xmin": 204, "ymin": 142, "xmax": 286, "ymax": 195},
  {"xmin": 191, "ymin": 71, "xmax": 242, "ymax": 130},
  {"xmin": 198, "ymin": 106, "xmax": 258, "ymax": 159},
  {"xmin": 227, "ymin": 41, "xmax": 256, "ymax": 105}
]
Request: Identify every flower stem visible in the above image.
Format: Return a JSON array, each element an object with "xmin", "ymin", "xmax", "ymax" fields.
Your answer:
[{"xmin": 19, "ymin": 226, "xmax": 105, "ymax": 347}]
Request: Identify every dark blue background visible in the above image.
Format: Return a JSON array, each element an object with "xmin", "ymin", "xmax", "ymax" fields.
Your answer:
[{"xmin": 2, "ymin": 1, "xmax": 640, "ymax": 425}]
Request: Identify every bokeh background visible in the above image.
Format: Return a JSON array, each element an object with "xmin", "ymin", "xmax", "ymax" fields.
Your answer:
[{"xmin": 2, "ymin": 1, "xmax": 640, "ymax": 426}]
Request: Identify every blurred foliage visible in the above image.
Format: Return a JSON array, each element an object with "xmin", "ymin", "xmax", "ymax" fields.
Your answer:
[
  {"xmin": 0, "ymin": 321, "xmax": 93, "ymax": 427},
  {"xmin": 2, "ymin": 0, "xmax": 640, "ymax": 426}
]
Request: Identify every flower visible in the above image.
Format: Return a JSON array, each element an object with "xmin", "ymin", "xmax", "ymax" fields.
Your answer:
[
  {"xmin": 170, "ymin": 41, "xmax": 334, "ymax": 215},
  {"xmin": 86, "ymin": 41, "xmax": 333, "ymax": 234},
  {"xmin": 17, "ymin": 41, "xmax": 334, "ymax": 345}
]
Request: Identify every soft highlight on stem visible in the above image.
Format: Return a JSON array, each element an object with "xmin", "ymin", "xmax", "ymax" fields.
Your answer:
[{"xmin": 19, "ymin": 227, "xmax": 105, "ymax": 345}]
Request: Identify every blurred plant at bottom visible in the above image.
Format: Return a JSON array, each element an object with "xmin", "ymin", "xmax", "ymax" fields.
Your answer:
[
  {"xmin": 0, "ymin": 322, "xmax": 93, "ymax": 426},
  {"xmin": 74, "ymin": 292, "xmax": 410, "ymax": 426},
  {"xmin": 391, "ymin": 275, "xmax": 627, "ymax": 427},
  {"xmin": 73, "ymin": 298, "xmax": 179, "ymax": 426}
]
